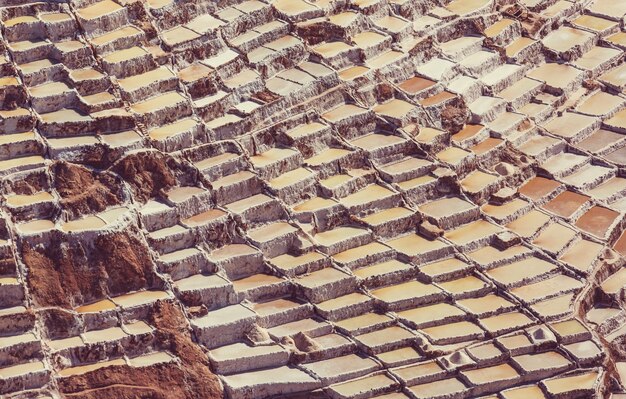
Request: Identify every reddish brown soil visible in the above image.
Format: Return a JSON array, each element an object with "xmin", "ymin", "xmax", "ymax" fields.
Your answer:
[
  {"xmin": 77, "ymin": 144, "xmax": 110, "ymax": 170},
  {"xmin": 502, "ymin": 4, "xmax": 545, "ymax": 37},
  {"xmin": 1, "ymin": 85, "xmax": 28, "ymax": 110},
  {"xmin": 94, "ymin": 232, "xmax": 161, "ymax": 296},
  {"xmin": 124, "ymin": 0, "xmax": 158, "ymax": 41},
  {"xmin": 111, "ymin": 152, "xmax": 178, "ymax": 202},
  {"xmin": 254, "ymin": 89, "xmax": 282, "ymax": 103},
  {"xmin": 441, "ymin": 103, "xmax": 467, "ymax": 134},
  {"xmin": 53, "ymin": 161, "xmax": 123, "ymax": 219},
  {"xmin": 9, "ymin": 169, "xmax": 47, "ymax": 195},
  {"xmin": 583, "ymin": 79, "xmax": 602, "ymax": 91},
  {"xmin": 375, "ymin": 83, "xmax": 395, "ymax": 103},
  {"xmin": 22, "ymin": 231, "xmax": 160, "ymax": 308},
  {"xmin": 58, "ymin": 302, "xmax": 223, "ymax": 399},
  {"xmin": 38, "ymin": 307, "xmax": 81, "ymax": 339},
  {"xmin": 483, "ymin": 37, "xmax": 507, "ymax": 62},
  {"xmin": 0, "ymin": 257, "xmax": 15, "ymax": 275},
  {"xmin": 22, "ymin": 244, "xmax": 77, "ymax": 308},
  {"xmin": 296, "ymin": 22, "xmax": 336, "ymax": 45},
  {"xmin": 149, "ymin": 301, "xmax": 223, "ymax": 398}
]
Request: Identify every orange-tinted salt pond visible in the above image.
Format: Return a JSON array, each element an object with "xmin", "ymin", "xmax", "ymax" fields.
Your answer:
[
  {"xmin": 575, "ymin": 206, "xmax": 619, "ymax": 238},
  {"xmin": 542, "ymin": 191, "xmax": 589, "ymax": 218},
  {"xmin": 518, "ymin": 176, "xmax": 561, "ymax": 201},
  {"xmin": 398, "ymin": 76, "xmax": 436, "ymax": 94}
]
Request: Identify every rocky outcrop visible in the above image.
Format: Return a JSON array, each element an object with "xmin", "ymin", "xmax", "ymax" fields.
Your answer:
[
  {"xmin": 22, "ymin": 228, "xmax": 160, "ymax": 308},
  {"xmin": 53, "ymin": 161, "xmax": 124, "ymax": 219},
  {"xmin": 110, "ymin": 150, "xmax": 203, "ymax": 202}
]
